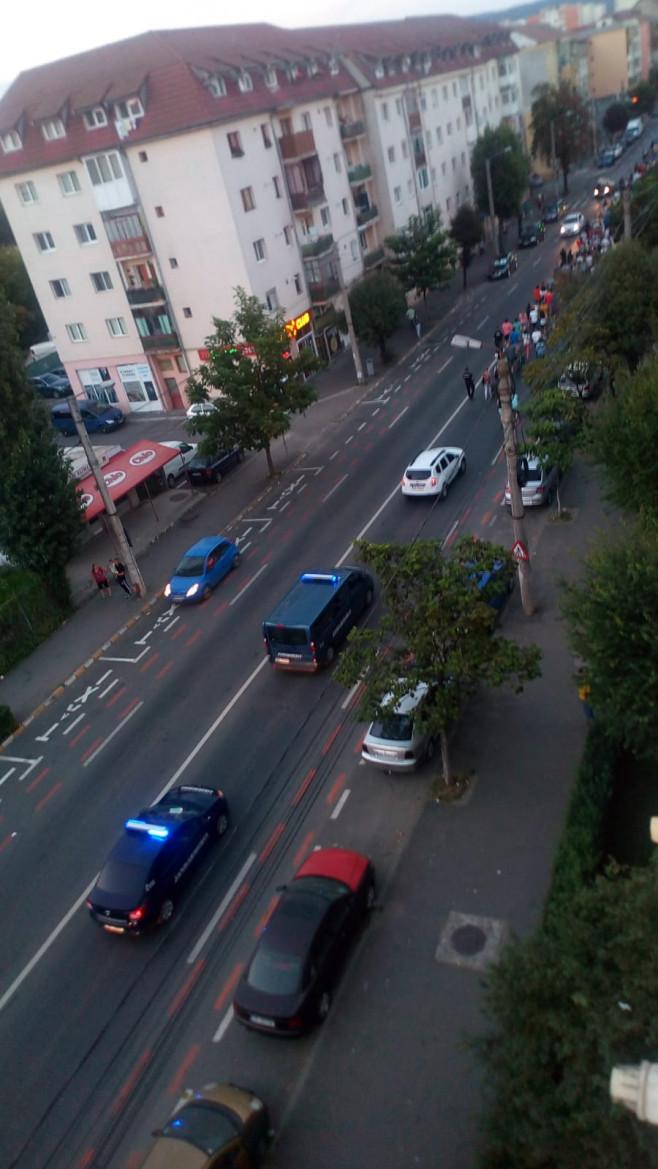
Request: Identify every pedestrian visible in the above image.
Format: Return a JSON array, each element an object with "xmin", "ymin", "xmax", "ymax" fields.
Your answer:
[
  {"xmin": 478, "ymin": 238, "xmax": 485, "ymax": 256},
  {"xmin": 567, "ymin": 249, "xmax": 573, "ymax": 267},
  {"xmin": 533, "ymin": 285, "xmax": 541, "ymax": 305},
  {"xmin": 406, "ymin": 306, "xmax": 416, "ymax": 332},
  {"xmin": 560, "ymin": 247, "xmax": 567, "ymax": 267},
  {"xmin": 501, "ymin": 317, "xmax": 513, "ymax": 342},
  {"xmin": 531, "ymin": 325, "xmax": 543, "ymax": 348},
  {"xmin": 415, "ymin": 315, "xmax": 422, "ymax": 339},
  {"xmin": 529, "ymin": 304, "xmax": 539, "ymax": 327},
  {"xmin": 463, "ymin": 367, "xmax": 476, "ymax": 400},
  {"xmin": 110, "ymin": 558, "xmax": 132, "ymax": 597},
  {"xmin": 544, "ymin": 289, "xmax": 553, "ymax": 315},
  {"xmin": 493, "ymin": 328, "xmax": 504, "ymax": 353},
  {"xmin": 91, "ymin": 563, "xmax": 111, "ymax": 599},
  {"xmin": 523, "ymin": 329, "xmax": 531, "ymax": 363},
  {"xmin": 482, "ymin": 367, "xmax": 492, "ymax": 400}
]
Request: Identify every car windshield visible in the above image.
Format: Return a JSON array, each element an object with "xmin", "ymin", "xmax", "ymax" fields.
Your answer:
[
  {"xmin": 493, "ymin": 258, "xmax": 507, "ymax": 269},
  {"xmin": 161, "ymin": 1100, "xmax": 240, "ymax": 1155},
  {"xmin": 190, "ymin": 455, "xmax": 212, "ymax": 468},
  {"xmin": 406, "ymin": 468, "xmax": 431, "ymax": 480},
  {"xmin": 174, "ymin": 554, "xmax": 206, "ymax": 577},
  {"xmin": 370, "ymin": 713, "xmax": 415, "ymax": 742},
  {"xmin": 266, "ymin": 624, "xmax": 309, "ymax": 647},
  {"xmin": 83, "ymin": 403, "xmax": 110, "ymax": 417},
  {"xmin": 525, "ymin": 466, "xmax": 542, "ymax": 484},
  {"xmin": 292, "ymin": 875, "xmax": 350, "ymax": 900},
  {"xmin": 247, "ymin": 942, "xmax": 305, "ymax": 996},
  {"xmin": 95, "ymin": 859, "xmax": 146, "ymax": 900}
]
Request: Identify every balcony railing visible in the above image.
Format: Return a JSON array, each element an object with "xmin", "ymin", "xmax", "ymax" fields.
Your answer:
[
  {"xmin": 308, "ymin": 278, "xmax": 339, "ymax": 303},
  {"xmin": 347, "ymin": 163, "xmax": 372, "ymax": 184},
  {"xmin": 339, "ymin": 119, "xmax": 365, "ymax": 140},
  {"xmin": 363, "ymin": 247, "xmax": 385, "ymax": 270},
  {"xmin": 140, "ymin": 332, "xmax": 179, "ymax": 352},
  {"xmin": 413, "ymin": 147, "xmax": 427, "ymax": 166},
  {"xmin": 109, "ymin": 234, "xmax": 151, "ymax": 260},
  {"xmin": 356, "ymin": 204, "xmax": 379, "ymax": 228},
  {"xmin": 126, "ymin": 284, "xmax": 166, "ymax": 306},
  {"xmin": 279, "ymin": 129, "xmax": 317, "ymax": 160},
  {"xmin": 290, "ymin": 185, "xmax": 326, "ymax": 211},
  {"xmin": 301, "ymin": 233, "xmax": 334, "ymax": 258},
  {"xmin": 408, "ymin": 111, "xmax": 422, "ymax": 131}
]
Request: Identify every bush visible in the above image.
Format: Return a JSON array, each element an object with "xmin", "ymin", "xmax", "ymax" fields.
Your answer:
[
  {"xmin": 0, "ymin": 704, "xmax": 18, "ymax": 740},
  {"xmin": 0, "ymin": 567, "xmax": 71, "ymax": 674}
]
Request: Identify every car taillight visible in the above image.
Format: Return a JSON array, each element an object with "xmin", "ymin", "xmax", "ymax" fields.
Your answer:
[
  {"xmin": 537, "ymin": 485, "xmax": 545, "ymax": 494},
  {"xmin": 287, "ymin": 1017, "xmax": 304, "ymax": 1030},
  {"xmin": 205, "ymin": 468, "xmax": 213, "ymax": 478},
  {"xmin": 310, "ymin": 641, "xmax": 317, "ymax": 658},
  {"xmin": 402, "ymin": 477, "xmax": 408, "ymax": 486},
  {"xmin": 129, "ymin": 903, "xmax": 147, "ymax": 922}
]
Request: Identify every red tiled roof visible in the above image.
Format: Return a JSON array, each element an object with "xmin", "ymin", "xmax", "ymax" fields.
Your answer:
[{"xmin": 0, "ymin": 18, "xmax": 516, "ymax": 178}]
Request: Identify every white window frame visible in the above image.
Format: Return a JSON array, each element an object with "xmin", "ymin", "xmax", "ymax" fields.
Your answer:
[
  {"xmin": 417, "ymin": 168, "xmax": 429, "ymax": 190},
  {"xmin": 253, "ymin": 238, "xmax": 266, "ymax": 262},
  {"xmin": 1, "ymin": 129, "xmax": 22, "ymax": 153},
  {"xmin": 293, "ymin": 273, "xmax": 302, "ymax": 294},
  {"xmin": 91, "ymin": 271, "xmax": 113, "ymax": 292},
  {"xmin": 264, "ymin": 68, "xmax": 278, "ymax": 90},
  {"xmin": 208, "ymin": 76, "xmax": 226, "ymax": 98},
  {"xmin": 74, "ymin": 222, "xmax": 98, "ymax": 245},
  {"xmin": 34, "ymin": 231, "xmax": 55, "ymax": 253},
  {"xmin": 320, "ymin": 207, "xmax": 331, "ymax": 228},
  {"xmin": 85, "ymin": 152, "xmax": 123, "ymax": 186},
  {"xmin": 50, "ymin": 278, "xmax": 71, "ymax": 298},
  {"xmin": 83, "ymin": 107, "xmax": 108, "ymax": 130},
  {"xmin": 265, "ymin": 288, "xmax": 278, "ymax": 312},
  {"xmin": 66, "ymin": 322, "xmax": 87, "ymax": 342},
  {"xmin": 387, "ymin": 146, "xmax": 395, "ymax": 163},
  {"xmin": 381, "ymin": 102, "xmax": 389, "ymax": 122},
  {"xmin": 350, "ymin": 239, "xmax": 358, "ymax": 260},
  {"xmin": 41, "ymin": 118, "xmax": 66, "ymax": 141},
  {"xmin": 114, "ymin": 97, "xmax": 144, "ymax": 125},
  {"xmin": 240, "ymin": 186, "xmax": 255, "ymax": 212},
  {"xmin": 237, "ymin": 72, "xmax": 253, "ymax": 93},
  {"xmin": 57, "ymin": 170, "xmax": 81, "ymax": 196},
  {"xmin": 106, "ymin": 317, "xmax": 128, "ymax": 337},
  {"xmin": 394, "ymin": 186, "xmax": 402, "ymax": 204},
  {"xmin": 16, "ymin": 181, "xmax": 38, "ymax": 205}
]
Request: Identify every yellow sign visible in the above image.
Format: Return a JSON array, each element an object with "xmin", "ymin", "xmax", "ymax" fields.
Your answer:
[{"xmin": 285, "ymin": 310, "xmax": 311, "ymax": 338}]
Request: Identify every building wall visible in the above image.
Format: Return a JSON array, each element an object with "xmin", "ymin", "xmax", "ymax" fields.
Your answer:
[{"xmin": 587, "ymin": 27, "xmax": 629, "ymax": 98}]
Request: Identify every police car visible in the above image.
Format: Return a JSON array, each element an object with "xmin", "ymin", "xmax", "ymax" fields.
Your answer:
[{"xmin": 86, "ymin": 785, "xmax": 229, "ymax": 934}]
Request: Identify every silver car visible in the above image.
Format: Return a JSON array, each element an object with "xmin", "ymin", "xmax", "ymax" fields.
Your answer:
[
  {"xmin": 361, "ymin": 684, "xmax": 435, "ymax": 773},
  {"xmin": 560, "ymin": 212, "xmax": 586, "ymax": 237},
  {"xmin": 504, "ymin": 455, "xmax": 559, "ymax": 508}
]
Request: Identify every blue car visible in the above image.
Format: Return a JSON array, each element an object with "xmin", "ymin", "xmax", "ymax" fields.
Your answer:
[
  {"xmin": 51, "ymin": 401, "xmax": 124, "ymax": 434},
  {"xmin": 164, "ymin": 535, "xmax": 240, "ymax": 603}
]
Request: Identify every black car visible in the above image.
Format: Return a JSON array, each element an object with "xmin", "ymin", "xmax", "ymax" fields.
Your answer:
[
  {"xmin": 487, "ymin": 252, "xmax": 518, "ymax": 281},
  {"xmin": 233, "ymin": 847, "xmax": 375, "ymax": 1035},
  {"xmin": 29, "ymin": 372, "xmax": 72, "ymax": 398},
  {"xmin": 518, "ymin": 226, "xmax": 541, "ymax": 248},
  {"xmin": 544, "ymin": 200, "xmax": 566, "ymax": 223},
  {"xmin": 86, "ymin": 785, "xmax": 229, "ymax": 933},
  {"xmin": 186, "ymin": 446, "xmax": 243, "ymax": 485}
]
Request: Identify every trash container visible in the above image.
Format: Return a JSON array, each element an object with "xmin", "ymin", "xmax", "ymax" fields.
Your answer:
[{"xmin": 365, "ymin": 359, "xmax": 375, "ymax": 378}]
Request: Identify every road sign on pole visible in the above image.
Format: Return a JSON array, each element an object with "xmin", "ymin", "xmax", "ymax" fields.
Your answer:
[{"xmin": 512, "ymin": 539, "xmax": 530, "ymax": 562}]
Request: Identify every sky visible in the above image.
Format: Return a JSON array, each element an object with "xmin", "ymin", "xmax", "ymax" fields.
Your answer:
[{"xmin": 0, "ymin": 0, "xmax": 514, "ymax": 92}]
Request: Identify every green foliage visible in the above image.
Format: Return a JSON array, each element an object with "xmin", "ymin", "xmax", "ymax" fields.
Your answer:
[
  {"xmin": 0, "ymin": 291, "xmax": 81, "ymax": 588},
  {"xmin": 587, "ymin": 356, "xmax": 658, "ymax": 518},
  {"xmin": 0, "ymin": 568, "xmax": 71, "ymax": 674},
  {"xmin": 0, "ymin": 200, "xmax": 14, "ymax": 246},
  {"xmin": 561, "ymin": 519, "xmax": 658, "ymax": 762},
  {"xmin": 0, "ymin": 246, "xmax": 46, "ymax": 351},
  {"xmin": 524, "ymin": 386, "xmax": 588, "ymax": 515},
  {"xmin": 602, "ymin": 101, "xmax": 630, "ymax": 137},
  {"xmin": 471, "ymin": 124, "xmax": 529, "ymax": 223},
  {"xmin": 531, "ymin": 82, "xmax": 591, "ymax": 195},
  {"xmin": 384, "ymin": 207, "xmax": 456, "ymax": 302},
  {"xmin": 0, "ymin": 704, "xmax": 18, "ymax": 740},
  {"xmin": 477, "ymin": 857, "xmax": 658, "ymax": 1169},
  {"xmin": 334, "ymin": 537, "xmax": 541, "ymax": 784},
  {"xmin": 186, "ymin": 287, "xmax": 319, "ymax": 477},
  {"xmin": 609, "ymin": 170, "xmax": 658, "ymax": 250},
  {"xmin": 629, "ymin": 82, "xmax": 655, "ymax": 117},
  {"xmin": 450, "ymin": 204, "xmax": 483, "ymax": 288},
  {"xmin": 347, "ymin": 271, "xmax": 407, "ymax": 363}
]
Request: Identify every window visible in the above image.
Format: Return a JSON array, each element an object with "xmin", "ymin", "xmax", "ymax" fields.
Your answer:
[
  {"xmin": 74, "ymin": 222, "xmax": 97, "ymax": 245},
  {"xmin": 228, "ymin": 131, "xmax": 243, "ymax": 158},
  {"xmin": 85, "ymin": 152, "xmax": 123, "ymax": 185},
  {"xmin": 342, "ymin": 197, "xmax": 349, "ymax": 215},
  {"xmin": 381, "ymin": 102, "xmax": 389, "ymax": 122},
  {"xmin": 155, "ymin": 206, "xmax": 164, "ymax": 218},
  {"xmin": 350, "ymin": 239, "xmax": 358, "ymax": 261},
  {"xmin": 50, "ymin": 278, "xmax": 71, "ymax": 298},
  {"xmin": 479, "ymin": 75, "xmax": 484, "ymax": 91},
  {"xmin": 1, "ymin": 129, "xmax": 22, "ymax": 152},
  {"xmin": 34, "ymin": 231, "xmax": 55, "ymax": 253},
  {"xmin": 138, "ymin": 151, "xmax": 148, "ymax": 163},
  {"xmin": 265, "ymin": 288, "xmax": 278, "ymax": 312},
  {"xmin": 446, "ymin": 196, "xmax": 452, "ymax": 212},
  {"xmin": 333, "ymin": 152, "xmax": 342, "ymax": 173},
  {"xmin": 261, "ymin": 123, "xmax": 272, "ymax": 148},
  {"xmin": 441, "ymin": 161, "xmax": 447, "ymax": 177},
  {"xmin": 57, "ymin": 170, "xmax": 81, "ymax": 196},
  {"xmin": 431, "ymin": 88, "xmax": 438, "ymax": 107},
  {"xmin": 401, "ymin": 140, "xmax": 408, "ymax": 159},
  {"xmin": 66, "ymin": 322, "xmax": 87, "ymax": 342},
  {"xmin": 447, "ymin": 121, "xmax": 452, "ymax": 136},
  {"xmin": 320, "ymin": 207, "xmax": 330, "ymax": 228},
  {"xmin": 17, "ymin": 181, "xmax": 37, "ymax": 204},
  {"xmin": 208, "ymin": 76, "xmax": 227, "ymax": 98},
  {"xmin": 417, "ymin": 168, "xmax": 429, "ymax": 189},
  {"xmin": 106, "ymin": 317, "xmax": 127, "ymax": 336},
  {"xmin": 91, "ymin": 271, "xmax": 113, "ymax": 292},
  {"xmin": 183, "ymin": 306, "xmax": 192, "ymax": 318},
  {"xmin": 169, "ymin": 257, "xmax": 178, "ymax": 268},
  {"xmin": 302, "ymin": 112, "xmax": 312, "ymax": 131},
  {"xmin": 456, "ymin": 116, "xmax": 461, "ymax": 130},
  {"xmin": 241, "ymin": 186, "xmax": 255, "ymax": 212},
  {"xmin": 461, "ymin": 151, "xmax": 466, "ymax": 165},
  {"xmin": 452, "ymin": 156, "xmax": 457, "ymax": 171},
  {"xmin": 283, "ymin": 226, "xmax": 292, "ymax": 247},
  {"xmin": 324, "ymin": 106, "xmax": 333, "ymax": 127},
  {"xmin": 394, "ymin": 185, "xmax": 401, "ymax": 203},
  {"xmin": 41, "ymin": 118, "xmax": 66, "ymax": 141},
  {"xmin": 442, "ymin": 86, "xmax": 448, "ymax": 100},
  {"xmin": 272, "ymin": 176, "xmax": 282, "ymax": 199},
  {"xmin": 426, "ymin": 132, "xmax": 432, "ymax": 152},
  {"xmin": 176, "ymin": 355, "xmax": 188, "ymax": 373},
  {"xmin": 253, "ymin": 238, "xmax": 266, "ymax": 262},
  {"xmin": 264, "ymin": 68, "xmax": 278, "ymax": 90},
  {"xmin": 431, "ymin": 167, "xmax": 436, "ymax": 183},
  {"xmin": 83, "ymin": 107, "xmax": 108, "ymax": 130},
  {"xmin": 293, "ymin": 273, "xmax": 302, "ymax": 294},
  {"xmin": 452, "ymin": 82, "xmax": 458, "ymax": 97},
  {"xmin": 387, "ymin": 145, "xmax": 395, "ymax": 163},
  {"xmin": 436, "ymin": 126, "xmax": 443, "ymax": 145},
  {"xmin": 115, "ymin": 97, "xmax": 144, "ymax": 124},
  {"xmin": 237, "ymin": 71, "xmax": 253, "ymax": 93},
  {"xmin": 395, "ymin": 98, "xmax": 403, "ymax": 116}
]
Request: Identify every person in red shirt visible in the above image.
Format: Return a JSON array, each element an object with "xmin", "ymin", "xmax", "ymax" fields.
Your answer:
[
  {"xmin": 91, "ymin": 563, "xmax": 111, "ymax": 598},
  {"xmin": 533, "ymin": 285, "xmax": 541, "ymax": 304}
]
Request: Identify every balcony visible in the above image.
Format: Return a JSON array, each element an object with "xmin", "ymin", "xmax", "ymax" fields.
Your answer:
[
  {"xmin": 363, "ymin": 247, "xmax": 385, "ymax": 270},
  {"xmin": 356, "ymin": 204, "xmax": 379, "ymax": 228},
  {"xmin": 347, "ymin": 163, "xmax": 372, "ymax": 185},
  {"xmin": 140, "ymin": 332, "xmax": 179, "ymax": 352},
  {"xmin": 308, "ymin": 279, "xmax": 339, "ymax": 303},
  {"xmin": 126, "ymin": 284, "xmax": 166, "ymax": 307},
  {"xmin": 413, "ymin": 147, "xmax": 426, "ymax": 167},
  {"xmin": 279, "ymin": 129, "xmax": 317, "ymax": 160},
  {"xmin": 408, "ymin": 111, "xmax": 422, "ymax": 132},
  {"xmin": 339, "ymin": 119, "xmax": 365, "ymax": 140},
  {"xmin": 109, "ymin": 233, "xmax": 151, "ymax": 261},
  {"xmin": 290, "ymin": 185, "xmax": 326, "ymax": 211},
  {"xmin": 302, "ymin": 233, "xmax": 334, "ymax": 258}
]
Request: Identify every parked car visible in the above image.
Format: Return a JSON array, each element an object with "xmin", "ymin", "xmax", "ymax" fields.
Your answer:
[
  {"xmin": 362, "ymin": 683, "xmax": 435, "ymax": 772},
  {"xmin": 159, "ymin": 439, "xmax": 198, "ymax": 488},
  {"xmin": 164, "ymin": 535, "xmax": 240, "ymax": 603},
  {"xmin": 529, "ymin": 172, "xmax": 544, "ymax": 188},
  {"xmin": 593, "ymin": 176, "xmax": 615, "ymax": 199},
  {"xmin": 504, "ymin": 455, "xmax": 559, "ymax": 508},
  {"xmin": 401, "ymin": 446, "xmax": 466, "ymax": 499},
  {"xmin": 141, "ymin": 1084, "xmax": 271, "ymax": 1169},
  {"xmin": 29, "ymin": 372, "xmax": 72, "ymax": 398},
  {"xmin": 518, "ymin": 225, "xmax": 542, "ymax": 248},
  {"xmin": 544, "ymin": 199, "xmax": 567, "ymax": 223},
  {"xmin": 612, "ymin": 140, "xmax": 624, "ymax": 160},
  {"xmin": 487, "ymin": 252, "xmax": 518, "ymax": 280},
  {"xmin": 598, "ymin": 147, "xmax": 615, "ymax": 168},
  {"xmin": 186, "ymin": 446, "xmax": 243, "ymax": 485},
  {"xmin": 558, "ymin": 361, "xmax": 605, "ymax": 401},
  {"xmin": 51, "ymin": 401, "xmax": 124, "ymax": 435},
  {"xmin": 560, "ymin": 212, "xmax": 586, "ymax": 238},
  {"xmin": 186, "ymin": 401, "xmax": 219, "ymax": 419}
]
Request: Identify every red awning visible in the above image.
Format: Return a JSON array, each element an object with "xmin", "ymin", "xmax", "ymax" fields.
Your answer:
[{"xmin": 77, "ymin": 442, "xmax": 177, "ymax": 522}]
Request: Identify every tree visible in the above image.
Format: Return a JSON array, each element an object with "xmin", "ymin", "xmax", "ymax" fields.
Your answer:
[
  {"xmin": 531, "ymin": 82, "xmax": 590, "ymax": 195},
  {"xmin": 185, "ymin": 287, "xmax": 319, "ymax": 477},
  {"xmin": 385, "ymin": 207, "xmax": 456, "ymax": 304},
  {"xmin": 523, "ymin": 386, "xmax": 588, "ymax": 517},
  {"xmin": 0, "ymin": 290, "xmax": 82, "ymax": 596},
  {"xmin": 609, "ymin": 169, "xmax": 658, "ymax": 250},
  {"xmin": 347, "ymin": 270, "xmax": 407, "ymax": 363},
  {"xmin": 471, "ymin": 125, "xmax": 529, "ymax": 251},
  {"xmin": 562, "ymin": 520, "xmax": 658, "ymax": 761},
  {"xmin": 602, "ymin": 100, "xmax": 630, "ymax": 138},
  {"xmin": 0, "ymin": 200, "xmax": 14, "ymax": 246},
  {"xmin": 477, "ymin": 859, "xmax": 658, "ymax": 1169},
  {"xmin": 334, "ymin": 538, "xmax": 541, "ymax": 786},
  {"xmin": 450, "ymin": 204, "xmax": 483, "ymax": 289},
  {"xmin": 587, "ymin": 355, "xmax": 658, "ymax": 521},
  {"xmin": 0, "ymin": 246, "xmax": 47, "ymax": 351},
  {"xmin": 629, "ymin": 81, "xmax": 655, "ymax": 118}
]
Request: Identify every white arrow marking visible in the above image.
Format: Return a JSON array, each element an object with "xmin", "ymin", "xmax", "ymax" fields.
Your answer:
[
  {"xmin": 0, "ymin": 756, "xmax": 44, "ymax": 786},
  {"xmin": 35, "ymin": 723, "xmax": 59, "ymax": 744}
]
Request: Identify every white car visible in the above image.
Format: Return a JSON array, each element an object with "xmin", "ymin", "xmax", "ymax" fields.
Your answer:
[
  {"xmin": 560, "ymin": 212, "xmax": 586, "ymax": 238},
  {"xmin": 185, "ymin": 401, "xmax": 219, "ymax": 419},
  {"xmin": 159, "ymin": 440, "xmax": 198, "ymax": 488},
  {"xmin": 362, "ymin": 683, "xmax": 434, "ymax": 772},
  {"xmin": 401, "ymin": 446, "xmax": 466, "ymax": 499}
]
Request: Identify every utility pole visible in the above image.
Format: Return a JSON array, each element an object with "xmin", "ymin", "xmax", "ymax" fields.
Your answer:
[
  {"xmin": 550, "ymin": 119, "xmax": 558, "ymax": 199},
  {"xmin": 485, "ymin": 155, "xmax": 498, "ymax": 256},
  {"xmin": 591, "ymin": 99, "xmax": 598, "ymax": 160},
  {"xmin": 623, "ymin": 187, "xmax": 632, "ymax": 240},
  {"xmin": 335, "ymin": 243, "xmax": 365, "ymax": 383},
  {"xmin": 68, "ymin": 396, "xmax": 146, "ymax": 597},
  {"xmin": 497, "ymin": 353, "xmax": 534, "ymax": 616}
]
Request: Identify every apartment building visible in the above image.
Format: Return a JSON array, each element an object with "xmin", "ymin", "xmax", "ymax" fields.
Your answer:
[{"xmin": 0, "ymin": 19, "xmax": 519, "ymax": 414}]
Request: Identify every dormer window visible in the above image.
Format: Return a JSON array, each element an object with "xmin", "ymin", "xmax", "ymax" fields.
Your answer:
[
  {"xmin": 41, "ymin": 118, "xmax": 66, "ymax": 141},
  {"xmin": 328, "ymin": 56, "xmax": 339, "ymax": 76},
  {"xmin": 402, "ymin": 56, "xmax": 412, "ymax": 73},
  {"xmin": 386, "ymin": 60, "xmax": 397, "ymax": 77},
  {"xmin": 115, "ymin": 97, "xmax": 144, "ymax": 126},
  {"xmin": 237, "ymin": 72, "xmax": 253, "ymax": 93},
  {"xmin": 0, "ymin": 129, "xmax": 22, "ymax": 153},
  {"xmin": 307, "ymin": 61, "xmax": 320, "ymax": 77},
  {"xmin": 208, "ymin": 76, "xmax": 227, "ymax": 97},
  {"xmin": 264, "ymin": 68, "xmax": 278, "ymax": 89},
  {"xmin": 83, "ymin": 107, "xmax": 108, "ymax": 130},
  {"xmin": 374, "ymin": 61, "xmax": 384, "ymax": 79}
]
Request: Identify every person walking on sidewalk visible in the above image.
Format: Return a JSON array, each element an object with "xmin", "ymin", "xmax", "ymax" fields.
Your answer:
[
  {"xmin": 91, "ymin": 563, "xmax": 111, "ymax": 599},
  {"xmin": 110, "ymin": 558, "xmax": 132, "ymax": 597},
  {"xmin": 463, "ymin": 367, "xmax": 476, "ymax": 400},
  {"xmin": 482, "ymin": 367, "xmax": 492, "ymax": 401}
]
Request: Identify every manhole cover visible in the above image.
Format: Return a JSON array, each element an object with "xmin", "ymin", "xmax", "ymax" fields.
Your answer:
[{"xmin": 451, "ymin": 924, "xmax": 487, "ymax": 956}]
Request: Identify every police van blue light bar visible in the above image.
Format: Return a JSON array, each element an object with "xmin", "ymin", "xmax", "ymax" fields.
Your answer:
[
  {"xmin": 300, "ymin": 572, "xmax": 339, "ymax": 585},
  {"xmin": 125, "ymin": 818, "xmax": 169, "ymax": 839}
]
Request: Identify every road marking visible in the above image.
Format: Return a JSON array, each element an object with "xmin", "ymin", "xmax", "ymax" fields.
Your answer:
[
  {"xmin": 187, "ymin": 854, "xmax": 257, "ymax": 964},
  {"xmin": 532, "ymin": 257, "xmax": 542, "ymax": 267},
  {"xmin": 214, "ymin": 961, "xmax": 244, "ymax": 1013},
  {"xmin": 358, "ymin": 421, "xmax": 367, "ymax": 431},
  {"xmin": 167, "ymin": 960, "xmax": 205, "ymax": 1019},
  {"xmin": 344, "ymin": 435, "xmax": 354, "ymax": 445},
  {"xmin": 322, "ymin": 474, "xmax": 348, "ymax": 504},
  {"xmin": 491, "ymin": 442, "xmax": 504, "ymax": 465},
  {"xmin": 293, "ymin": 831, "xmax": 315, "ymax": 868},
  {"xmin": 229, "ymin": 563, "xmax": 268, "ymax": 606},
  {"xmin": 168, "ymin": 1044, "xmax": 200, "ymax": 1096},
  {"xmin": 68, "ymin": 726, "xmax": 89, "ymax": 749},
  {"xmin": 98, "ymin": 678, "xmax": 119, "ymax": 700},
  {"xmin": 254, "ymin": 894, "xmax": 280, "ymax": 938},
  {"xmin": 103, "ymin": 646, "xmax": 150, "ymax": 664},
  {"xmin": 82, "ymin": 702, "xmax": 143, "ymax": 768},
  {"xmin": 444, "ymin": 520, "xmax": 458, "ymax": 545},
  {"xmin": 388, "ymin": 406, "xmax": 409, "ymax": 429},
  {"xmin": 292, "ymin": 768, "xmax": 316, "ymax": 807},
  {"xmin": 341, "ymin": 680, "xmax": 361, "ymax": 710},
  {"xmin": 331, "ymin": 789, "xmax": 350, "ymax": 820},
  {"xmin": 213, "ymin": 1006, "xmax": 234, "ymax": 1044},
  {"xmin": 219, "ymin": 882, "xmax": 250, "ymax": 931},
  {"xmin": 34, "ymin": 723, "xmax": 59, "ymax": 744},
  {"xmin": 329, "ymin": 450, "xmax": 339, "ymax": 460},
  {"xmin": 326, "ymin": 772, "xmax": 348, "ymax": 805},
  {"xmin": 259, "ymin": 821, "xmax": 286, "ymax": 865}
]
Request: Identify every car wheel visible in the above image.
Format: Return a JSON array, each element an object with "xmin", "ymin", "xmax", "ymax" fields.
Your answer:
[
  {"xmin": 366, "ymin": 880, "xmax": 376, "ymax": 911},
  {"xmin": 157, "ymin": 898, "xmax": 175, "ymax": 925},
  {"xmin": 166, "ymin": 473, "xmax": 176, "ymax": 489},
  {"xmin": 318, "ymin": 991, "xmax": 332, "ymax": 1022},
  {"xmin": 233, "ymin": 552, "xmax": 241, "ymax": 568},
  {"xmin": 459, "ymin": 456, "xmax": 466, "ymax": 475},
  {"xmin": 325, "ymin": 646, "xmax": 335, "ymax": 665},
  {"xmin": 216, "ymin": 812, "xmax": 229, "ymax": 838},
  {"xmin": 365, "ymin": 587, "xmax": 374, "ymax": 608},
  {"xmin": 202, "ymin": 584, "xmax": 212, "ymax": 600},
  {"xmin": 440, "ymin": 482, "xmax": 448, "ymax": 500}
]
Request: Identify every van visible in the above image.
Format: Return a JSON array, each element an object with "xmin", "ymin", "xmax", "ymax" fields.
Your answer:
[
  {"xmin": 263, "ymin": 568, "xmax": 374, "ymax": 670},
  {"xmin": 51, "ymin": 401, "xmax": 124, "ymax": 435},
  {"xmin": 624, "ymin": 117, "xmax": 643, "ymax": 143}
]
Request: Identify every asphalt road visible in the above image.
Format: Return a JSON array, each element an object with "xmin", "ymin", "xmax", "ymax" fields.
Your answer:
[{"xmin": 0, "ymin": 147, "xmax": 638, "ymax": 1169}]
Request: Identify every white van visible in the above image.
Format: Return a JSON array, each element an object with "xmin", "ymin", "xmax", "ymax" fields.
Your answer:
[{"xmin": 625, "ymin": 117, "xmax": 643, "ymax": 143}]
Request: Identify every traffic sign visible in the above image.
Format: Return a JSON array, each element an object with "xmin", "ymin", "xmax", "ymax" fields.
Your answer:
[{"xmin": 512, "ymin": 540, "xmax": 529, "ymax": 562}]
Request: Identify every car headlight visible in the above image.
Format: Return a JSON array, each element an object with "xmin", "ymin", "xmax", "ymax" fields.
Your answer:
[
  {"xmin": 186, "ymin": 582, "xmax": 200, "ymax": 597},
  {"xmin": 164, "ymin": 582, "xmax": 171, "ymax": 597}
]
